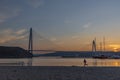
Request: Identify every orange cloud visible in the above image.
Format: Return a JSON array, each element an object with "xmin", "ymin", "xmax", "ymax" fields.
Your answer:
[{"xmin": 109, "ymin": 44, "xmax": 120, "ymax": 52}]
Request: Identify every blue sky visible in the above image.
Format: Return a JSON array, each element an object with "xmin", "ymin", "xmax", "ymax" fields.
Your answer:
[{"xmin": 1, "ymin": 0, "xmax": 120, "ymax": 51}]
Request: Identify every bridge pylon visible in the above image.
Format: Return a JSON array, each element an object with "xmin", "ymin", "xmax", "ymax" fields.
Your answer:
[
  {"xmin": 92, "ymin": 39, "xmax": 96, "ymax": 52},
  {"xmin": 28, "ymin": 28, "xmax": 33, "ymax": 54}
]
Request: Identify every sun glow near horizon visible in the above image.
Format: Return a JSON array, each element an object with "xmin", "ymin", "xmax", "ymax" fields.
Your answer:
[{"xmin": 108, "ymin": 44, "xmax": 120, "ymax": 52}]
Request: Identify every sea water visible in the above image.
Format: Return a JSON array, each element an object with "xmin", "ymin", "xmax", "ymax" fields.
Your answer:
[{"xmin": 0, "ymin": 57, "xmax": 120, "ymax": 66}]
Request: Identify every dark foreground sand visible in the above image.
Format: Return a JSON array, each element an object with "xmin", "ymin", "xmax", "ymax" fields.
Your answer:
[{"xmin": 0, "ymin": 66, "xmax": 120, "ymax": 80}]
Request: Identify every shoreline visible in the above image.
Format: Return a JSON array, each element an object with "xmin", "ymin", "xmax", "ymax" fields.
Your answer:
[{"xmin": 0, "ymin": 66, "xmax": 120, "ymax": 80}]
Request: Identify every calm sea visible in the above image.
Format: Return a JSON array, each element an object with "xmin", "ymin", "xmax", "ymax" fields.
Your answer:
[{"xmin": 0, "ymin": 57, "xmax": 120, "ymax": 66}]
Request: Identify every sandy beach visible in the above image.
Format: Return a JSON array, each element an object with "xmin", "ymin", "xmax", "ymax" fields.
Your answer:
[{"xmin": 0, "ymin": 66, "xmax": 120, "ymax": 80}]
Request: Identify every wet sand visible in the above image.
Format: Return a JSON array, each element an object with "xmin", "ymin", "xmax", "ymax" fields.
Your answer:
[{"xmin": 0, "ymin": 66, "xmax": 120, "ymax": 80}]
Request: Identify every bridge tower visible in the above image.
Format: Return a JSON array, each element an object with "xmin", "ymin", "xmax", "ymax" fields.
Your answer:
[
  {"xmin": 28, "ymin": 28, "xmax": 33, "ymax": 66},
  {"xmin": 92, "ymin": 39, "xmax": 96, "ymax": 52},
  {"xmin": 28, "ymin": 28, "xmax": 33, "ymax": 54}
]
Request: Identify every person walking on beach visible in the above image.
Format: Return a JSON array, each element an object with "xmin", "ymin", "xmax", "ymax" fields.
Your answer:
[{"xmin": 83, "ymin": 59, "xmax": 87, "ymax": 66}]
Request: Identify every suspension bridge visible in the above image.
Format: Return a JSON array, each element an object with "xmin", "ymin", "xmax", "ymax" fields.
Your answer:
[{"xmin": 0, "ymin": 28, "xmax": 66, "ymax": 54}]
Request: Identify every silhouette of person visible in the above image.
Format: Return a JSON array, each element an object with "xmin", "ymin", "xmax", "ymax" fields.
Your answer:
[{"xmin": 84, "ymin": 59, "xmax": 87, "ymax": 66}]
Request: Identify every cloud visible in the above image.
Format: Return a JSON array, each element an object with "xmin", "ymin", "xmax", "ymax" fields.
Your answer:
[
  {"xmin": 16, "ymin": 29, "xmax": 27, "ymax": 35},
  {"xmin": 72, "ymin": 36, "xmax": 80, "ymax": 39},
  {"xmin": 109, "ymin": 44, "xmax": 120, "ymax": 48},
  {"xmin": 82, "ymin": 22, "xmax": 92, "ymax": 28},
  {"xmin": 27, "ymin": 0, "xmax": 44, "ymax": 8},
  {"xmin": 0, "ymin": 5, "xmax": 21, "ymax": 23},
  {"xmin": 0, "ymin": 29, "xmax": 28, "ymax": 44},
  {"xmin": 56, "ymin": 41, "xmax": 64, "ymax": 45},
  {"xmin": 50, "ymin": 38, "xmax": 57, "ymax": 41},
  {"xmin": 0, "ymin": 0, "xmax": 44, "ymax": 23}
]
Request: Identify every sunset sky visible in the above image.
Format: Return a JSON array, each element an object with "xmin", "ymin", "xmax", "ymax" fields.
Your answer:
[{"xmin": 0, "ymin": 0, "xmax": 120, "ymax": 51}]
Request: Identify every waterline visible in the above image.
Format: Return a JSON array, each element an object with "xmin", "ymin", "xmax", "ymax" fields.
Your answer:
[{"xmin": 0, "ymin": 57, "xmax": 120, "ymax": 66}]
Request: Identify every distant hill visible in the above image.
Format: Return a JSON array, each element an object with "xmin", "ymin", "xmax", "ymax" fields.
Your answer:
[
  {"xmin": 0, "ymin": 46, "xmax": 33, "ymax": 58},
  {"xmin": 37, "ymin": 51, "xmax": 94, "ymax": 57},
  {"xmin": 36, "ymin": 51, "xmax": 120, "ymax": 58}
]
